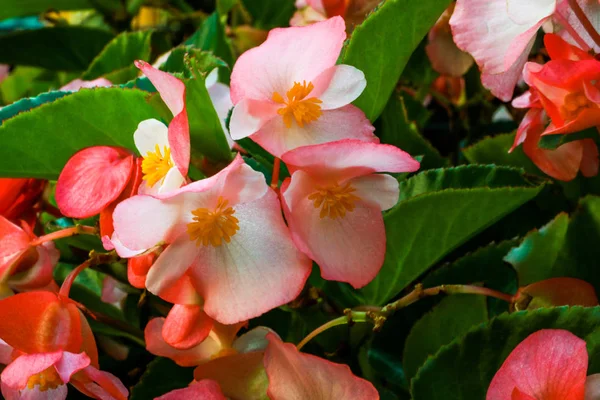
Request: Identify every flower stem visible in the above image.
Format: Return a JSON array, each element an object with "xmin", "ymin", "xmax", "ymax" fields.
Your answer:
[
  {"xmin": 567, "ymin": 0, "xmax": 600, "ymax": 49},
  {"xmin": 297, "ymin": 311, "xmax": 369, "ymax": 351},
  {"xmin": 271, "ymin": 158, "xmax": 281, "ymax": 189},
  {"xmin": 30, "ymin": 225, "xmax": 98, "ymax": 246}
]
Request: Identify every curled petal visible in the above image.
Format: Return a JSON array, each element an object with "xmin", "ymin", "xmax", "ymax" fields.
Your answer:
[
  {"xmin": 1, "ymin": 351, "xmax": 64, "ymax": 390},
  {"xmin": 162, "ymin": 305, "xmax": 213, "ymax": 350},
  {"xmin": 156, "ymin": 380, "xmax": 226, "ymax": 400}
]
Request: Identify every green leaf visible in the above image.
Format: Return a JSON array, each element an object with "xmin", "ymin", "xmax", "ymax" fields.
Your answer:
[
  {"xmin": 538, "ymin": 127, "xmax": 599, "ymax": 150},
  {"xmin": 240, "ymin": 0, "xmax": 296, "ymax": 29},
  {"xmin": 463, "ymin": 132, "xmax": 542, "ymax": 176},
  {"xmin": 217, "ymin": 0, "xmax": 238, "ymax": 15},
  {"xmin": 504, "ymin": 196, "xmax": 600, "ymax": 294},
  {"xmin": 81, "ymin": 30, "xmax": 154, "ymax": 83},
  {"xmin": 377, "ymin": 94, "xmax": 446, "ymax": 170},
  {"xmin": 0, "ymin": 27, "xmax": 114, "ymax": 71},
  {"xmin": 403, "ymin": 294, "xmax": 488, "ymax": 382},
  {"xmin": 130, "ymin": 358, "xmax": 195, "ymax": 400},
  {"xmin": 0, "ymin": 0, "xmax": 94, "ymax": 20},
  {"xmin": 343, "ymin": 0, "xmax": 451, "ymax": 121},
  {"xmin": 0, "ymin": 87, "xmax": 158, "ymax": 179},
  {"xmin": 0, "ymin": 91, "xmax": 68, "ymax": 124},
  {"xmin": 357, "ymin": 168, "xmax": 544, "ymax": 305},
  {"xmin": 411, "ymin": 306, "xmax": 600, "ymax": 398},
  {"xmin": 186, "ymin": 12, "xmax": 235, "ymax": 75}
]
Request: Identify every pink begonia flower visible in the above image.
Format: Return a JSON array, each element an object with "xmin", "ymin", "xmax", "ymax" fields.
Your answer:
[
  {"xmin": 0, "ymin": 216, "xmax": 58, "ymax": 295},
  {"xmin": 100, "ymin": 276, "xmax": 128, "ymax": 306},
  {"xmin": 426, "ymin": 4, "xmax": 474, "ymax": 77},
  {"xmin": 113, "ymin": 154, "xmax": 312, "ymax": 324},
  {"xmin": 281, "ymin": 139, "xmax": 420, "ymax": 288},
  {"xmin": 59, "ymin": 78, "xmax": 112, "ymax": 92},
  {"xmin": 487, "ymin": 329, "xmax": 600, "ymax": 400},
  {"xmin": 229, "ymin": 16, "xmax": 377, "ymax": 157},
  {"xmin": 448, "ymin": 0, "xmax": 600, "ymax": 101},
  {"xmin": 0, "ymin": 65, "xmax": 9, "ymax": 85},
  {"xmin": 205, "ymin": 69, "xmax": 235, "ymax": 148},
  {"xmin": 134, "ymin": 61, "xmax": 190, "ymax": 195},
  {"xmin": 156, "ymin": 380, "xmax": 226, "ymax": 400},
  {"xmin": 291, "ymin": 0, "xmax": 329, "ymax": 26},
  {"xmin": 263, "ymin": 333, "xmax": 379, "ymax": 400}
]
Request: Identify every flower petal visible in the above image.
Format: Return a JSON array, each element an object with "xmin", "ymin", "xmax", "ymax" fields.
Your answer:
[
  {"xmin": 0, "ymin": 216, "xmax": 30, "ymax": 276},
  {"xmin": 252, "ymin": 105, "xmax": 377, "ymax": 158},
  {"xmin": 162, "ymin": 304, "xmax": 213, "ymax": 350},
  {"xmin": 156, "ymin": 380, "xmax": 226, "ymax": 400},
  {"xmin": 264, "ymin": 333, "xmax": 379, "ymax": 400},
  {"xmin": 190, "ymin": 189, "xmax": 312, "ymax": 324},
  {"xmin": 486, "ymin": 329, "xmax": 588, "ymax": 400},
  {"xmin": 281, "ymin": 139, "xmax": 420, "ymax": 181},
  {"xmin": 133, "ymin": 119, "xmax": 169, "ymax": 157},
  {"xmin": 229, "ymin": 98, "xmax": 279, "ymax": 141},
  {"xmin": 56, "ymin": 146, "xmax": 134, "ymax": 218},
  {"xmin": 1, "ymin": 351, "xmax": 63, "ymax": 389},
  {"xmin": 73, "ymin": 366, "xmax": 128, "ymax": 400},
  {"xmin": 8, "ymin": 242, "xmax": 58, "ymax": 292},
  {"xmin": 207, "ymin": 82, "xmax": 234, "ymax": 147},
  {"xmin": 233, "ymin": 327, "xmax": 274, "ymax": 354},
  {"xmin": 54, "ymin": 352, "xmax": 90, "ymax": 384},
  {"xmin": 586, "ymin": 374, "xmax": 600, "ymax": 400},
  {"xmin": 312, "ymin": 65, "xmax": 366, "ymax": 110},
  {"xmin": 281, "ymin": 171, "xmax": 386, "ymax": 288},
  {"xmin": 230, "ymin": 16, "xmax": 346, "ymax": 103},
  {"xmin": 350, "ymin": 174, "xmax": 399, "ymax": 211}
]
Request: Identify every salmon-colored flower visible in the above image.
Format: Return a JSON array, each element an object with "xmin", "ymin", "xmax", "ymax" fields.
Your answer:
[
  {"xmin": 0, "ymin": 291, "xmax": 127, "ymax": 400},
  {"xmin": 0, "ymin": 178, "xmax": 45, "ymax": 224},
  {"xmin": 512, "ymin": 277, "xmax": 599, "ymax": 310},
  {"xmin": 156, "ymin": 380, "xmax": 226, "ymax": 400},
  {"xmin": 229, "ymin": 17, "xmax": 377, "ymax": 157},
  {"xmin": 487, "ymin": 329, "xmax": 600, "ymax": 400},
  {"xmin": 281, "ymin": 139, "xmax": 419, "ymax": 288},
  {"xmin": 112, "ymin": 154, "xmax": 312, "ymax": 324}
]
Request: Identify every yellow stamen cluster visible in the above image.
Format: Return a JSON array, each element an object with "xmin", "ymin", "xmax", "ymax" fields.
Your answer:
[
  {"xmin": 273, "ymin": 81, "xmax": 323, "ymax": 128},
  {"xmin": 308, "ymin": 183, "xmax": 360, "ymax": 219},
  {"xmin": 142, "ymin": 144, "xmax": 173, "ymax": 187},
  {"xmin": 562, "ymin": 91, "xmax": 596, "ymax": 121},
  {"xmin": 26, "ymin": 367, "xmax": 62, "ymax": 392},
  {"xmin": 187, "ymin": 197, "xmax": 240, "ymax": 247}
]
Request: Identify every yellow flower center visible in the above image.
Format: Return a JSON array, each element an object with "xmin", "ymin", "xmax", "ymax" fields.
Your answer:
[
  {"xmin": 562, "ymin": 91, "xmax": 597, "ymax": 121},
  {"xmin": 308, "ymin": 183, "xmax": 360, "ymax": 219},
  {"xmin": 142, "ymin": 144, "xmax": 173, "ymax": 187},
  {"xmin": 273, "ymin": 81, "xmax": 323, "ymax": 128},
  {"xmin": 26, "ymin": 367, "xmax": 62, "ymax": 392},
  {"xmin": 187, "ymin": 197, "xmax": 240, "ymax": 247}
]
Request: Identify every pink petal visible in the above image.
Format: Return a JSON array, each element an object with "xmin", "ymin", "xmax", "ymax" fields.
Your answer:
[
  {"xmin": 59, "ymin": 78, "xmax": 112, "ymax": 92},
  {"xmin": 580, "ymin": 139, "xmax": 599, "ymax": 178},
  {"xmin": 144, "ymin": 318, "xmax": 225, "ymax": 367},
  {"xmin": 312, "ymin": 65, "xmax": 367, "ymax": 110},
  {"xmin": 487, "ymin": 329, "xmax": 588, "ymax": 400},
  {"xmin": 229, "ymin": 98, "xmax": 279, "ymax": 141},
  {"xmin": 7, "ymin": 384, "xmax": 68, "ymax": 400},
  {"xmin": 586, "ymin": 374, "xmax": 600, "ymax": 400},
  {"xmin": 0, "ymin": 339, "xmax": 13, "ymax": 365},
  {"xmin": 74, "ymin": 366, "xmax": 128, "ymax": 400},
  {"xmin": 281, "ymin": 171, "xmax": 386, "ymax": 288},
  {"xmin": 1, "ymin": 351, "xmax": 63, "ymax": 389},
  {"xmin": 158, "ymin": 272, "xmax": 203, "ymax": 305},
  {"xmin": 512, "ymin": 388, "xmax": 537, "ymax": 400},
  {"xmin": 350, "ymin": 174, "xmax": 399, "ymax": 211},
  {"xmin": 56, "ymin": 146, "xmax": 134, "ymax": 218},
  {"xmin": 264, "ymin": 333, "xmax": 379, "ymax": 400},
  {"xmin": 162, "ymin": 304, "xmax": 213, "ymax": 350},
  {"xmin": 0, "ymin": 216, "xmax": 30, "ymax": 277},
  {"xmin": 135, "ymin": 60, "xmax": 189, "ymax": 176},
  {"xmin": 54, "ymin": 352, "xmax": 90, "ymax": 384},
  {"xmin": 511, "ymin": 108, "xmax": 546, "ymax": 152},
  {"xmin": 230, "ymin": 16, "xmax": 346, "ymax": 104},
  {"xmin": 101, "ymin": 276, "xmax": 128, "ymax": 305},
  {"xmin": 9, "ymin": 242, "xmax": 58, "ymax": 292},
  {"xmin": 252, "ymin": 105, "xmax": 377, "ymax": 158},
  {"xmin": 281, "ymin": 139, "xmax": 420, "ymax": 182},
  {"xmin": 103, "ymin": 234, "xmax": 144, "ymax": 258},
  {"xmin": 189, "ymin": 189, "xmax": 312, "ymax": 324},
  {"xmin": 156, "ymin": 380, "xmax": 226, "ymax": 400}
]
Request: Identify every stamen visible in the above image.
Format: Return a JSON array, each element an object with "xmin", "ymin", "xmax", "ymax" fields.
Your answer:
[
  {"xmin": 561, "ymin": 90, "xmax": 597, "ymax": 121},
  {"xmin": 141, "ymin": 144, "xmax": 173, "ymax": 187},
  {"xmin": 308, "ymin": 183, "xmax": 360, "ymax": 219},
  {"xmin": 26, "ymin": 367, "xmax": 62, "ymax": 392},
  {"xmin": 273, "ymin": 81, "xmax": 323, "ymax": 128},
  {"xmin": 187, "ymin": 197, "xmax": 240, "ymax": 247}
]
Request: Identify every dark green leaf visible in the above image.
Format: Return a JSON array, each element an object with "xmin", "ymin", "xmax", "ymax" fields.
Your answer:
[
  {"xmin": 82, "ymin": 30, "xmax": 154, "ymax": 83},
  {"xmin": 130, "ymin": 358, "xmax": 195, "ymax": 400},
  {"xmin": 186, "ymin": 12, "xmax": 235, "ymax": 75},
  {"xmin": 217, "ymin": 0, "xmax": 238, "ymax": 15},
  {"xmin": 0, "ymin": 0, "xmax": 94, "ymax": 20},
  {"xmin": 0, "ymin": 91, "xmax": 68, "ymax": 124},
  {"xmin": 343, "ymin": 0, "xmax": 451, "ymax": 121},
  {"xmin": 411, "ymin": 306, "xmax": 600, "ymax": 398},
  {"xmin": 403, "ymin": 295, "xmax": 488, "ymax": 381},
  {"xmin": 0, "ymin": 87, "xmax": 158, "ymax": 179},
  {"xmin": 240, "ymin": 0, "xmax": 296, "ymax": 29},
  {"xmin": 0, "ymin": 27, "xmax": 114, "ymax": 71}
]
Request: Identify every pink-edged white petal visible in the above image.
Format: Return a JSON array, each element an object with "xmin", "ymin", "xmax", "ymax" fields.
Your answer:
[
  {"xmin": 59, "ymin": 78, "xmax": 111, "ymax": 92},
  {"xmin": 312, "ymin": 65, "xmax": 366, "ymax": 110},
  {"xmin": 230, "ymin": 16, "xmax": 346, "ymax": 103},
  {"xmin": 102, "ymin": 234, "xmax": 145, "ymax": 258},
  {"xmin": 135, "ymin": 61, "xmax": 184, "ymax": 116},
  {"xmin": 264, "ymin": 333, "xmax": 379, "ymax": 400},
  {"xmin": 350, "ymin": 174, "xmax": 399, "ymax": 211},
  {"xmin": 1, "ymin": 351, "xmax": 63, "ymax": 389},
  {"xmin": 208, "ymin": 82, "xmax": 234, "ymax": 147},
  {"xmin": 156, "ymin": 380, "xmax": 226, "ymax": 400},
  {"xmin": 281, "ymin": 171, "xmax": 386, "ymax": 288},
  {"xmin": 133, "ymin": 119, "xmax": 169, "ymax": 157},
  {"xmin": 486, "ymin": 329, "xmax": 588, "ymax": 400},
  {"xmin": 281, "ymin": 139, "xmax": 420, "ymax": 182},
  {"xmin": 8, "ymin": 384, "xmax": 68, "ymax": 400},
  {"xmin": 190, "ymin": 189, "xmax": 312, "ymax": 324},
  {"xmin": 252, "ymin": 105, "xmax": 377, "ymax": 158},
  {"xmin": 229, "ymin": 98, "xmax": 279, "ymax": 141},
  {"xmin": 138, "ymin": 167, "xmax": 186, "ymax": 196},
  {"xmin": 56, "ymin": 146, "xmax": 134, "ymax": 219}
]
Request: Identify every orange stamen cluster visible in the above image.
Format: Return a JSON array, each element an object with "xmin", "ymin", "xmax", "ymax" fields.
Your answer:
[
  {"xmin": 562, "ymin": 91, "xmax": 597, "ymax": 121},
  {"xmin": 273, "ymin": 81, "xmax": 323, "ymax": 128},
  {"xmin": 142, "ymin": 144, "xmax": 173, "ymax": 187},
  {"xmin": 26, "ymin": 367, "xmax": 62, "ymax": 392},
  {"xmin": 187, "ymin": 197, "xmax": 240, "ymax": 247},
  {"xmin": 308, "ymin": 183, "xmax": 360, "ymax": 219}
]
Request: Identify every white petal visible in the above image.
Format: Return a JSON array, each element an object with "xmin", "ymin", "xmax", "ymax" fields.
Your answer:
[
  {"xmin": 350, "ymin": 174, "xmax": 399, "ymax": 211},
  {"xmin": 315, "ymin": 65, "xmax": 367, "ymax": 110},
  {"xmin": 134, "ymin": 119, "xmax": 170, "ymax": 156}
]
